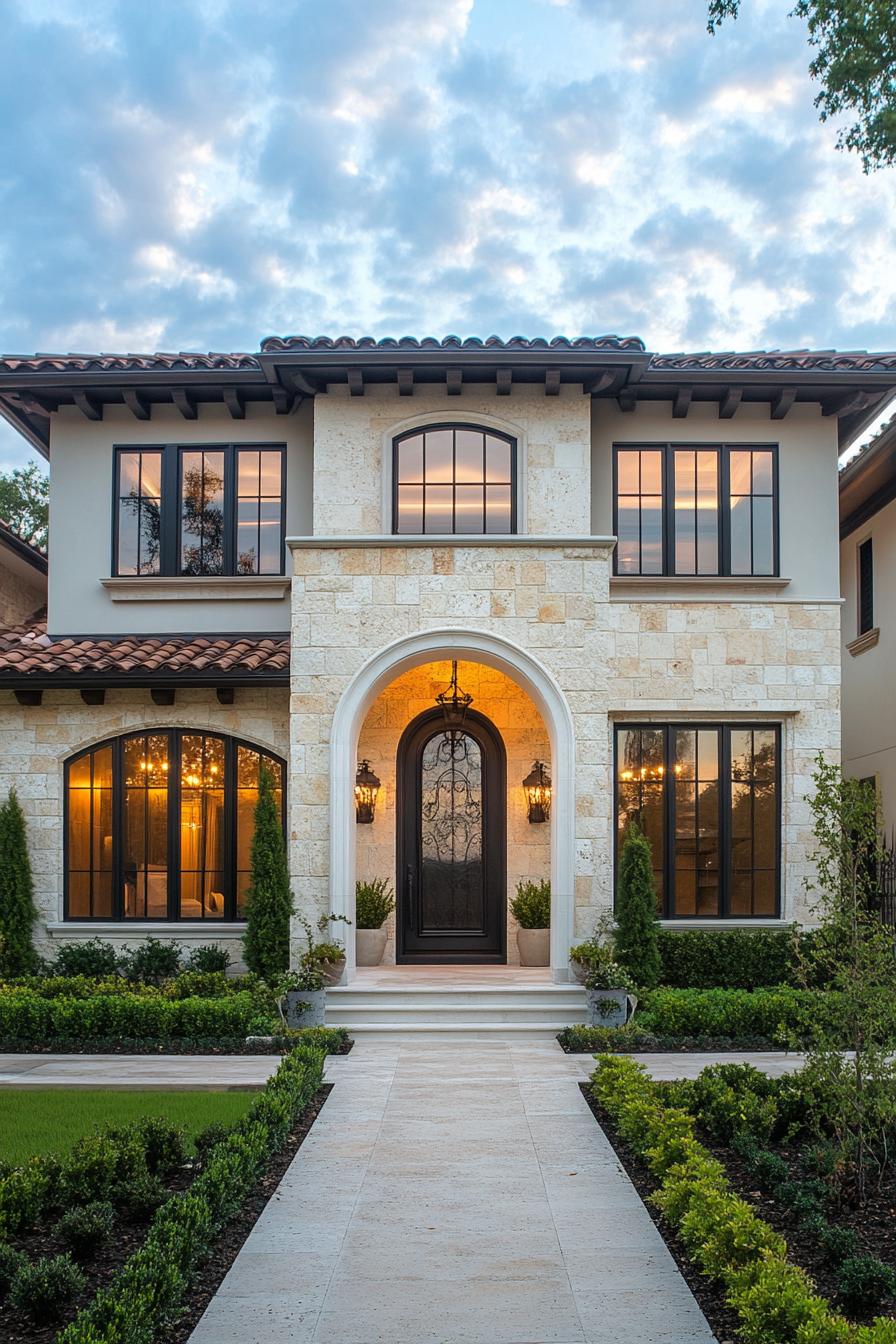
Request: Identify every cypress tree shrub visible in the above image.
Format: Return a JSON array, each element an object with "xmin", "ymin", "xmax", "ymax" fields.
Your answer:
[
  {"xmin": 242, "ymin": 768, "xmax": 292, "ymax": 982},
  {"xmin": 614, "ymin": 824, "xmax": 661, "ymax": 988},
  {"xmin": 0, "ymin": 788, "xmax": 39, "ymax": 978}
]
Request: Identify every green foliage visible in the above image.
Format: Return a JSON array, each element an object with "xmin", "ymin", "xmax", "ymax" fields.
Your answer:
[
  {"xmin": 510, "ymin": 879, "xmax": 550, "ymax": 929},
  {"xmin": 56, "ymin": 1045, "xmax": 325, "ymax": 1344},
  {"xmin": 0, "ymin": 988, "xmax": 264, "ymax": 1046},
  {"xmin": 185, "ymin": 944, "xmax": 231, "ymax": 974},
  {"xmin": 355, "ymin": 878, "xmax": 396, "ymax": 930},
  {"xmin": 242, "ymin": 767, "xmax": 292, "ymax": 982},
  {"xmin": 58, "ymin": 1201, "xmax": 116, "ymax": 1260},
  {"xmin": 0, "ymin": 789, "xmax": 39, "ymax": 977},
  {"xmin": 836, "ymin": 1255, "xmax": 896, "ymax": 1314},
  {"xmin": 819, "ymin": 1222, "xmax": 860, "ymax": 1265},
  {"xmin": 9, "ymin": 1252, "xmax": 86, "ymax": 1324},
  {"xmin": 583, "ymin": 943, "xmax": 636, "ymax": 992},
  {"xmin": 0, "ymin": 1240, "xmax": 26, "ymax": 1299},
  {"xmin": 614, "ymin": 824, "xmax": 661, "ymax": 987},
  {"xmin": 50, "ymin": 940, "xmax": 120, "ymax": 978},
  {"xmin": 656, "ymin": 926, "xmax": 811, "ymax": 989},
  {"xmin": 707, "ymin": 0, "xmax": 896, "ymax": 172},
  {"xmin": 636, "ymin": 986, "xmax": 841, "ymax": 1042},
  {"xmin": 0, "ymin": 462, "xmax": 49, "ymax": 550},
  {"xmin": 568, "ymin": 936, "xmax": 605, "ymax": 971},
  {"xmin": 119, "ymin": 938, "xmax": 183, "ymax": 984},
  {"xmin": 686, "ymin": 1062, "xmax": 780, "ymax": 1143}
]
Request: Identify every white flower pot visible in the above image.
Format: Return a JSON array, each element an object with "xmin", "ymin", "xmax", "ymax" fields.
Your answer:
[
  {"xmin": 356, "ymin": 928, "xmax": 388, "ymax": 966},
  {"xmin": 284, "ymin": 988, "xmax": 326, "ymax": 1027},
  {"xmin": 517, "ymin": 927, "xmax": 550, "ymax": 966},
  {"xmin": 320, "ymin": 959, "xmax": 345, "ymax": 987},
  {"xmin": 586, "ymin": 989, "xmax": 638, "ymax": 1028}
]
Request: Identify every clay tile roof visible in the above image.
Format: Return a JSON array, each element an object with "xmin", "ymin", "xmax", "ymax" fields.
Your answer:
[
  {"xmin": 647, "ymin": 349, "xmax": 896, "ymax": 373},
  {"xmin": 0, "ymin": 351, "xmax": 260, "ymax": 374},
  {"xmin": 259, "ymin": 333, "xmax": 647, "ymax": 353},
  {"xmin": 0, "ymin": 617, "xmax": 289, "ymax": 683}
]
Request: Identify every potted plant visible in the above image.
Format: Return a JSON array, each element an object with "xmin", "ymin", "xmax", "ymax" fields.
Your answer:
[
  {"xmin": 299, "ymin": 913, "xmax": 351, "ymax": 986},
  {"xmin": 276, "ymin": 964, "xmax": 326, "ymax": 1027},
  {"xmin": 510, "ymin": 879, "xmax": 550, "ymax": 966},
  {"xmin": 356, "ymin": 878, "xmax": 395, "ymax": 966},
  {"xmin": 568, "ymin": 936, "xmax": 604, "ymax": 984},
  {"xmin": 584, "ymin": 943, "xmax": 637, "ymax": 1027}
]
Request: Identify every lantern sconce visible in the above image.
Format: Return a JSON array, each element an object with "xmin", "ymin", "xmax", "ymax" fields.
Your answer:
[
  {"xmin": 523, "ymin": 760, "xmax": 552, "ymax": 824},
  {"xmin": 355, "ymin": 760, "xmax": 381, "ymax": 824}
]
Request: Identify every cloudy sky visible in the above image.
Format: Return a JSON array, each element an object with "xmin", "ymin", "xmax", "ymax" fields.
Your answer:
[{"xmin": 2, "ymin": 0, "xmax": 895, "ymax": 469}]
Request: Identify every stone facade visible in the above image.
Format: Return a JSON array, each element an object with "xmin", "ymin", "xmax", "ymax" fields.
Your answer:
[
  {"xmin": 0, "ymin": 560, "xmax": 44, "ymax": 628},
  {"xmin": 0, "ymin": 687, "xmax": 289, "ymax": 967}
]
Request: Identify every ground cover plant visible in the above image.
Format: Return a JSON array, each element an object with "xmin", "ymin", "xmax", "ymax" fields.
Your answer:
[
  {"xmin": 0, "ymin": 1091, "xmax": 257, "ymax": 1165},
  {"xmin": 0, "ymin": 1043, "xmax": 326, "ymax": 1344}
]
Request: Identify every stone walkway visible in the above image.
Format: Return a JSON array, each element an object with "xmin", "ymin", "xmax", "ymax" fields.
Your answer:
[{"xmin": 188, "ymin": 1040, "xmax": 717, "ymax": 1344}]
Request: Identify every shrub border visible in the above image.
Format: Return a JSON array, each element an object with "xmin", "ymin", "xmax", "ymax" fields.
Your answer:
[
  {"xmin": 53, "ymin": 1043, "xmax": 326, "ymax": 1344},
  {"xmin": 590, "ymin": 1055, "xmax": 896, "ymax": 1344}
]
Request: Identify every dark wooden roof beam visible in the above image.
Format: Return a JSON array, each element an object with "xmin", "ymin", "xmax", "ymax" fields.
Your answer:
[
  {"xmin": 271, "ymin": 386, "xmax": 296, "ymax": 415},
  {"xmin": 14, "ymin": 688, "xmax": 42, "ymax": 706},
  {"xmin": 496, "ymin": 369, "xmax": 512, "ymax": 396},
  {"xmin": 222, "ymin": 386, "xmax": 245, "ymax": 419},
  {"xmin": 771, "ymin": 386, "xmax": 797, "ymax": 420},
  {"xmin": 584, "ymin": 371, "xmax": 622, "ymax": 397},
  {"xmin": 80, "ymin": 688, "xmax": 105, "ymax": 705},
  {"xmin": 347, "ymin": 368, "xmax": 364, "ymax": 397},
  {"xmin": 172, "ymin": 388, "xmax": 197, "ymax": 419},
  {"xmin": 122, "ymin": 389, "xmax": 151, "ymax": 420},
  {"xmin": 446, "ymin": 369, "xmax": 462, "ymax": 396},
  {"xmin": 545, "ymin": 368, "xmax": 561, "ymax": 396},
  {"xmin": 281, "ymin": 369, "xmax": 319, "ymax": 398},
  {"xmin": 617, "ymin": 389, "xmax": 637, "ymax": 412},
  {"xmin": 73, "ymin": 390, "xmax": 102, "ymax": 421},
  {"xmin": 824, "ymin": 389, "xmax": 875, "ymax": 418},
  {"xmin": 719, "ymin": 386, "xmax": 743, "ymax": 419},
  {"xmin": 673, "ymin": 385, "xmax": 693, "ymax": 418},
  {"xmin": 150, "ymin": 688, "xmax": 176, "ymax": 706},
  {"xmin": 216, "ymin": 687, "xmax": 235, "ymax": 705},
  {"xmin": 397, "ymin": 368, "xmax": 414, "ymax": 396}
]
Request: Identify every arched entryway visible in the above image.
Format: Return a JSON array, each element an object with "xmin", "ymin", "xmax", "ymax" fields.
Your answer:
[
  {"xmin": 328, "ymin": 627, "xmax": 576, "ymax": 982},
  {"xmin": 396, "ymin": 706, "xmax": 506, "ymax": 963}
]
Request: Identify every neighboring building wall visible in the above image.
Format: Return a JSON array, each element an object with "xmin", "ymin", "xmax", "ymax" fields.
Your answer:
[
  {"xmin": 0, "ymin": 557, "xmax": 45, "ymax": 627},
  {"xmin": 311, "ymin": 383, "xmax": 593, "ymax": 537},
  {"xmin": 841, "ymin": 497, "xmax": 896, "ymax": 832},
  {"xmin": 591, "ymin": 400, "xmax": 842, "ymax": 601},
  {"xmin": 356, "ymin": 659, "xmax": 551, "ymax": 965},
  {"xmin": 46, "ymin": 402, "xmax": 314, "ymax": 636},
  {"xmin": 0, "ymin": 687, "xmax": 289, "ymax": 968}
]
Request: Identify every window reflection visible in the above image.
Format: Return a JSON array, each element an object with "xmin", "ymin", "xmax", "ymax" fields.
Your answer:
[
  {"xmin": 615, "ymin": 450, "xmax": 663, "ymax": 574},
  {"xmin": 117, "ymin": 450, "xmax": 162, "ymax": 576},
  {"xmin": 395, "ymin": 428, "xmax": 515, "ymax": 534},
  {"xmin": 181, "ymin": 450, "xmax": 225, "ymax": 575}
]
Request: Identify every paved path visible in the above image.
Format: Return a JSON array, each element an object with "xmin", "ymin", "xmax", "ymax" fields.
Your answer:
[{"xmin": 188, "ymin": 1040, "xmax": 717, "ymax": 1344}]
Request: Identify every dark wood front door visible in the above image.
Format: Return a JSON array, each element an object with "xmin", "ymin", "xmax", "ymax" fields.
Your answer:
[{"xmin": 397, "ymin": 707, "xmax": 506, "ymax": 963}]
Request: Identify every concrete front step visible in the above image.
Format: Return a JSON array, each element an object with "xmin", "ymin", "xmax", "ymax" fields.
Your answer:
[{"xmin": 325, "ymin": 983, "xmax": 588, "ymax": 1033}]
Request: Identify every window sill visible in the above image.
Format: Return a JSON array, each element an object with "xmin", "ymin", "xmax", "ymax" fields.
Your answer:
[
  {"xmin": 846, "ymin": 627, "xmax": 880, "ymax": 657},
  {"xmin": 101, "ymin": 577, "xmax": 290, "ymax": 602},
  {"xmin": 611, "ymin": 575, "xmax": 791, "ymax": 599},
  {"xmin": 46, "ymin": 922, "xmax": 246, "ymax": 935},
  {"xmin": 658, "ymin": 918, "xmax": 787, "ymax": 929}
]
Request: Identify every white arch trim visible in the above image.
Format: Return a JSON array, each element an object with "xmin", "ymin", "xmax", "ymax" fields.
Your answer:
[{"xmin": 329, "ymin": 627, "xmax": 576, "ymax": 982}]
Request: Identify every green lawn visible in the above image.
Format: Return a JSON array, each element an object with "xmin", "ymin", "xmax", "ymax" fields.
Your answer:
[{"xmin": 0, "ymin": 1090, "xmax": 257, "ymax": 1164}]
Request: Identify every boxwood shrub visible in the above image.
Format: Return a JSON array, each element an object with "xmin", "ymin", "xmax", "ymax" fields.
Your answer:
[
  {"xmin": 656, "ymin": 927, "xmax": 824, "ymax": 989},
  {"xmin": 0, "ymin": 989, "xmax": 264, "ymax": 1043},
  {"xmin": 56, "ymin": 1043, "xmax": 325, "ymax": 1344}
]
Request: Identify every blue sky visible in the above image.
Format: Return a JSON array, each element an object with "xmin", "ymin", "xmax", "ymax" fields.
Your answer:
[{"xmin": 1, "ymin": 0, "xmax": 895, "ymax": 470}]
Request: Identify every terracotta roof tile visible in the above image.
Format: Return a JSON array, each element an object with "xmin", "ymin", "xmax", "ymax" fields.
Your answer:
[
  {"xmin": 648, "ymin": 349, "xmax": 896, "ymax": 373},
  {"xmin": 0, "ymin": 618, "xmax": 289, "ymax": 683},
  {"xmin": 260, "ymin": 333, "xmax": 647, "ymax": 353}
]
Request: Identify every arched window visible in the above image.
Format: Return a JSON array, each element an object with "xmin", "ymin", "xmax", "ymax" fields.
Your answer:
[
  {"xmin": 65, "ymin": 731, "xmax": 285, "ymax": 921},
  {"xmin": 393, "ymin": 425, "xmax": 516, "ymax": 534}
]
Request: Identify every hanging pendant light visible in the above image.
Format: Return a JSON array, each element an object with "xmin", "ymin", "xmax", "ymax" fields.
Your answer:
[{"xmin": 435, "ymin": 660, "xmax": 474, "ymax": 729}]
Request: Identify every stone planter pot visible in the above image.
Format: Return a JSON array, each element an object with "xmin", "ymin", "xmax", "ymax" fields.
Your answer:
[
  {"xmin": 356, "ymin": 928, "xmax": 388, "ymax": 967},
  {"xmin": 586, "ymin": 988, "xmax": 638, "ymax": 1028},
  {"xmin": 517, "ymin": 927, "xmax": 550, "ymax": 967},
  {"xmin": 319, "ymin": 959, "xmax": 345, "ymax": 987},
  {"xmin": 283, "ymin": 988, "xmax": 326, "ymax": 1027},
  {"xmin": 569, "ymin": 958, "xmax": 589, "ymax": 984}
]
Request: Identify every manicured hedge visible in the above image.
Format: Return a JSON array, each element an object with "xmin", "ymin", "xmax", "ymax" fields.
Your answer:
[
  {"xmin": 557, "ymin": 1023, "xmax": 780, "ymax": 1053},
  {"xmin": 56, "ymin": 1043, "xmax": 325, "ymax": 1344},
  {"xmin": 656, "ymin": 927, "xmax": 827, "ymax": 989},
  {"xmin": 0, "ymin": 989, "xmax": 264, "ymax": 1042},
  {"xmin": 636, "ymin": 986, "xmax": 840, "ymax": 1043},
  {"xmin": 591, "ymin": 1056, "xmax": 896, "ymax": 1344}
]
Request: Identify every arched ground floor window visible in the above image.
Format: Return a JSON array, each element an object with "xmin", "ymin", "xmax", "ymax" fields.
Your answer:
[{"xmin": 64, "ymin": 730, "xmax": 285, "ymax": 921}]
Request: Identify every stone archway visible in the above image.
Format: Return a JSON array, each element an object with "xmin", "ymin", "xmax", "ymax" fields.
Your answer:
[{"xmin": 328, "ymin": 627, "xmax": 576, "ymax": 981}]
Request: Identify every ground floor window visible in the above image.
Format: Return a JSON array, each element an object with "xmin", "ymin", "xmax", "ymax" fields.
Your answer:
[
  {"xmin": 615, "ymin": 723, "xmax": 780, "ymax": 918},
  {"xmin": 65, "ymin": 730, "xmax": 284, "ymax": 921}
]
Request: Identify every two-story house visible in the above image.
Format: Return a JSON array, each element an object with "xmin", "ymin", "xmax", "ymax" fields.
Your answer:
[{"xmin": 0, "ymin": 336, "xmax": 893, "ymax": 1026}]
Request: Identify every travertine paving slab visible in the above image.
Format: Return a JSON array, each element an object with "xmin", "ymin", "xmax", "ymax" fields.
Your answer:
[{"xmin": 189, "ymin": 1039, "xmax": 718, "ymax": 1344}]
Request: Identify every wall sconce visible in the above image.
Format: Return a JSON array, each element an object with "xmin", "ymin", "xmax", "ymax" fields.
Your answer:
[
  {"xmin": 523, "ymin": 760, "xmax": 551, "ymax": 823},
  {"xmin": 355, "ymin": 759, "xmax": 381, "ymax": 824}
]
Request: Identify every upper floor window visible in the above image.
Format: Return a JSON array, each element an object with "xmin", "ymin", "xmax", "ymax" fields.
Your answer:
[
  {"xmin": 393, "ymin": 426, "xmax": 516, "ymax": 535},
  {"xmin": 614, "ymin": 444, "xmax": 778, "ymax": 577},
  {"xmin": 115, "ymin": 444, "xmax": 286, "ymax": 577},
  {"xmin": 858, "ymin": 537, "xmax": 874, "ymax": 635},
  {"xmin": 65, "ymin": 730, "xmax": 285, "ymax": 922}
]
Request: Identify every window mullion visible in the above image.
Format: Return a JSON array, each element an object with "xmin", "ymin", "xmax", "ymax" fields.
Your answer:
[
  {"xmin": 164, "ymin": 445, "xmax": 179, "ymax": 576},
  {"xmin": 720, "ymin": 447, "xmax": 731, "ymax": 576},
  {"xmin": 224, "ymin": 446, "xmax": 236, "ymax": 575},
  {"xmin": 663, "ymin": 446, "xmax": 673, "ymax": 575}
]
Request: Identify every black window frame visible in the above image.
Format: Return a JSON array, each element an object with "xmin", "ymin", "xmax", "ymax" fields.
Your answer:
[
  {"xmin": 612, "ymin": 443, "xmax": 780, "ymax": 577},
  {"xmin": 858, "ymin": 536, "xmax": 874, "ymax": 636},
  {"xmin": 112, "ymin": 443, "xmax": 287, "ymax": 578},
  {"xmin": 63, "ymin": 730, "xmax": 286, "ymax": 922},
  {"xmin": 613, "ymin": 721, "xmax": 782, "ymax": 920},
  {"xmin": 391, "ymin": 424, "xmax": 518, "ymax": 536}
]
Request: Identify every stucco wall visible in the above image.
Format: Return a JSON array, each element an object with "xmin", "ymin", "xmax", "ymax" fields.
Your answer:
[
  {"xmin": 47, "ymin": 401, "xmax": 313, "ymax": 636},
  {"xmin": 0, "ymin": 687, "xmax": 289, "ymax": 967},
  {"xmin": 591, "ymin": 400, "xmax": 841, "ymax": 601},
  {"xmin": 355, "ymin": 659, "xmax": 551, "ymax": 965},
  {"xmin": 311, "ymin": 383, "xmax": 593, "ymax": 537},
  {"xmin": 841, "ymin": 497, "xmax": 896, "ymax": 831},
  {"xmin": 290, "ymin": 540, "xmax": 840, "ymax": 958}
]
